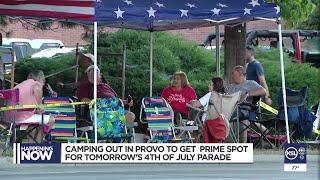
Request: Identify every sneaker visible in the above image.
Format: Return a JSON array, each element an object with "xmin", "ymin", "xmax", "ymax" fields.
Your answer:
[{"xmin": 186, "ymin": 121, "xmax": 194, "ymax": 126}]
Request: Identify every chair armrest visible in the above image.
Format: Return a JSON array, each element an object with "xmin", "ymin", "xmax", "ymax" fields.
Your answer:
[
  {"xmin": 173, "ymin": 126, "xmax": 198, "ymax": 131},
  {"xmin": 126, "ymin": 122, "xmax": 138, "ymax": 129},
  {"xmin": 186, "ymin": 104, "xmax": 205, "ymax": 112},
  {"xmin": 139, "ymin": 105, "xmax": 147, "ymax": 124},
  {"xmin": 239, "ymin": 102, "xmax": 258, "ymax": 108}
]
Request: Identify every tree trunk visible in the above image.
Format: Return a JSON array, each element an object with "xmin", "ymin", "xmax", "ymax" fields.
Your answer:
[{"xmin": 224, "ymin": 23, "xmax": 246, "ymax": 82}]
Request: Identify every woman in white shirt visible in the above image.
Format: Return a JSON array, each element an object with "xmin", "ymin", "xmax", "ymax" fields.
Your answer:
[
  {"xmin": 189, "ymin": 77, "xmax": 228, "ymax": 143},
  {"xmin": 189, "ymin": 77, "xmax": 226, "ymax": 122}
]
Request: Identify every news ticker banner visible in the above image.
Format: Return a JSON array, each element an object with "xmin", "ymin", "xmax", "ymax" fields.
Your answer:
[
  {"xmin": 13, "ymin": 143, "xmax": 253, "ymax": 164},
  {"xmin": 284, "ymin": 143, "xmax": 307, "ymax": 172}
]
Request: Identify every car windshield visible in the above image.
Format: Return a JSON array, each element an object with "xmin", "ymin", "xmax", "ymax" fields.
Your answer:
[
  {"xmin": 282, "ymin": 36, "xmax": 320, "ymax": 53},
  {"xmin": 301, "ymin": 37, "xmax": 320, "ymax": 53},
  {"xmin": 39, "ymin": 43, "xmax": 61, "ymax": 50},
  {"xmin": 11, "ymin": 42, "xmax": 34, "ymax": 60}
]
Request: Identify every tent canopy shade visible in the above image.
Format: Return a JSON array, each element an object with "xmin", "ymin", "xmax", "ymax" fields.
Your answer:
[{"xmin": 0, "ymin": 0, "xmax": 280, "ymax": 29}]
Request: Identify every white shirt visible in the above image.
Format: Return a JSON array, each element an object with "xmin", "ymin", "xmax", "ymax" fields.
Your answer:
[{"xmin": 199, "ymin": 92, "xmax": 212, "ymax": 122}]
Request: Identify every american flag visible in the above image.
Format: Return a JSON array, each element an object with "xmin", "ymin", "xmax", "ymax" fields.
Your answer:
[{"xmin": 0, "ymin": 0, "xmax": 95, "ymax": 21}]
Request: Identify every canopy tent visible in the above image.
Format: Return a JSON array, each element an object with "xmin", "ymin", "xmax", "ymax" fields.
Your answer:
[
  {"xmin": 96, "ymin": 0, "xmax": 279, "ymax": 30},
  {"xmin": 0, "ymin": 0, "xmax": 291, "ymax": 144}
]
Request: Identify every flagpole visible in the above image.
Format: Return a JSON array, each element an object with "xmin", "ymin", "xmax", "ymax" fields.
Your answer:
[{"xmin": 94, "ymin": 21, "xmax": 98, "ymax": 143}]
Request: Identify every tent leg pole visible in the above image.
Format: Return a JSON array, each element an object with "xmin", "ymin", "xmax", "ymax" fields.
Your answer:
[
  {"xmin": 150, "ymin": 32, "xmax": 153, "ymax": 97},
  {"xmin": 215, "ymin": 25, "xmax": 220, "ymax": 77},
  {"xmin": 122, "ymin": 45, "xmax": 126, "ymax": 100},
  {"xmin": 278, "ymin": 19, "xmax": 290, "ymax": 144},
  {"xmin": 94, "ymin": 21, "xmax": 98, "ymax": 144}
]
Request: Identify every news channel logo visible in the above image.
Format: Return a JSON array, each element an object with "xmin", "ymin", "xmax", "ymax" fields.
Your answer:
[
  {"xmin": 284, "ymin": 143, "xmax": 307, "ymax": 164},
  {"xmin": 14, "ymin": 143, "xmax": 61, "ymax": 164}
]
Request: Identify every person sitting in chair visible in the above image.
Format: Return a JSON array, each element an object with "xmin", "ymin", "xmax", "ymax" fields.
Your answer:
[
  {"xmin": 188, "ymin": 77, "xmax": 226, "ymax": 121},
  {"xmin": 161, "ymin": 71, "xmax": 197, "ymax": 125},
  {"xmin": 77, "ymin": 64, "xmax": 135, "ymax": 123},
  {"xmin": 58, "ymin": 53, "xmax": 107, "ymax": 91},
  {"xmin": 188, "ymin": 77, "xmax": 228, "ymax": 143},
  {"xmin": 227, "ymin": 65, "xmax": 269, "ymax": 143},
  {"xmin": 14, "ymin": 70, "xmax": 55, "ymax": 143}
]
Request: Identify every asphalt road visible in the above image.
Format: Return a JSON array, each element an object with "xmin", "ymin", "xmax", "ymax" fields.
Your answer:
[{"xmin": 0, "ymin": 155, "xmax": 319, "ymax": 180}]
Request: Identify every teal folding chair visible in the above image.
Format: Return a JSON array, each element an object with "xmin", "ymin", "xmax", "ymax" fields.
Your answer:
[{"xmin": 91, "ymin": 98, "xmax": 133, "ymax": 143}]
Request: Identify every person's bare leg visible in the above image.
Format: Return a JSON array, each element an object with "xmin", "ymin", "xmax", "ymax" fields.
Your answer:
[
  {"xmin": 241, "ymin": 120, "xmax": 250, "ymax": 143},
  {"xmin": 27, "ymin": 127, "xmax": 40, "ymax": 143},
  {"xmin": 254, "ymin": 122, "xmax": 268, "ymax": 134},
  {"xmin": 35, "ymin": 128, "xmax": 43, "ymax": 143},
  {"xmin": 125, "ymin": 112, "xmax": 135, "ymax": 123},
  {"xmin": 47, "ymin": 116, "xmax": 55, "ymax": 130},
  {"xmin": 38, "ymin": 116, "xmax": 55, "ymax": 142}
]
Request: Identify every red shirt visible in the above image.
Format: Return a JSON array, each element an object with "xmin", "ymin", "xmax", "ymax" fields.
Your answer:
[
  {"xmin": 161, "ymin": 85, "xmax": 197, "ymax": 116},
  {"xmin": 77, "ymin": 81, "xmax": 118, "ymax": 100}
]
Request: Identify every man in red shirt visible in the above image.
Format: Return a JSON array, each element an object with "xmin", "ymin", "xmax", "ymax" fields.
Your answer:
[{"xmin": 79, "ymin": 65, "xmax": 135, "ymax": 123}]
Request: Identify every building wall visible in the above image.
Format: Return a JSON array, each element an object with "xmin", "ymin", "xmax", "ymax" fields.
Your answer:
[{"xmin": 1, "ymin": 20, "xmax": 277, "ymax": 46}]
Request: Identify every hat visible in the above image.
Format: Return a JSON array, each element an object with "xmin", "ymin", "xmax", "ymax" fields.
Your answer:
[{"xmin": 80, "ymin": 53, "xmax": 94, "ymax": 63}]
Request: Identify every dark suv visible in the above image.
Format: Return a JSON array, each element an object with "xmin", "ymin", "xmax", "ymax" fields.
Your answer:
[
  {"xmin": 203, "ymin": 30, "xmax": 320, "ymax": 67},
  {"xmin": 246, "ymin": 30, "xmax": 320, "ymax": 67}
]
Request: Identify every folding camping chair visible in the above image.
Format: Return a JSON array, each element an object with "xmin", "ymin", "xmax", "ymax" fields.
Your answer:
[
  {"xmin": 236, "ymin": 100, "xmax": 277, "ymax": 148},
  {"xmin": 140, "ymin": 97, "xmax": 197, "ymax": 143},
  {"xmin": 0, "ymin": 89, "xmax": 44, "ymax": 149},
  {"xmin": 0, "ymin": 89, "xmax": 19, "ymax": 153},
  {"xmin": 311, "ymin": 102, "xmax": 320, "ymax": 143},
  {"xmin": 43, "ymin": 97, "xmax": 88, "ymax": 143},
  {"xmin": 206, "ymin": 92, "xmax": 240, "ymax": 143},
  {"xmin": 91, "ymin": 98, "xmax": 134, "ymax": 143},
  {"xmin": 275, "ymin": 87, "xmax": 315, "ymax": 146}
]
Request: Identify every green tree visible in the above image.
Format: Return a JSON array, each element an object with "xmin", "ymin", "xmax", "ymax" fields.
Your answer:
[
  {"xmin": 298, "ymin": 4, "xmax": 320, "ymax": 29},
  {"xmin": 267, "ymin": 0, "xmax": 319, "ymax": 28}
]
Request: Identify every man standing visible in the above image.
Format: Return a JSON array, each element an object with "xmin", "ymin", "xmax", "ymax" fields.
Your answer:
[{"xmin": 245, "ymin": 46, "xmax": 272, "ymax": 105}]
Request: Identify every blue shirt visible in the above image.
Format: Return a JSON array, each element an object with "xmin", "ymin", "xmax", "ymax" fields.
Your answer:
[{"xmin": 246, "ymin": 60, "xmax": 264, "ymax": 84}]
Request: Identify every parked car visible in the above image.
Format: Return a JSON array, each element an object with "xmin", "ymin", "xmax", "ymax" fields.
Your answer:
[
  {"xmin": 30, "ymin": 39, "xmax": 64, "ymax": 51},
  {"xmin": 0, "ymin": 46, "xmax": 16, "ymax": 74},
  {"xmin": 246, "ymin": 30, "xmax": 320, "ymax": 67},
  {"xmin": 31, "ymin": 47, "xmax": 79, "ymax": 58},
  {"xmin": 2, "ymin": 38, "xmax": 34, "ymax": 60},
  {"xmin": 203, "ymin": 30, "xmax": 320, "ymax": 67}
]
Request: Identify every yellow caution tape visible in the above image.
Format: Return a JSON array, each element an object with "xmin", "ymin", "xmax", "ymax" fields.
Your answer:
[
  {"xmin": 0, "ymin": 101, "xmax": 92, "ymax": 112},
  {"xmin": 313, "ymin": 128, "xmax": 320, "ymax": 135},
  {"xmin": 259, "ymin": 101, "xmax": 278, "ymax": 115}
]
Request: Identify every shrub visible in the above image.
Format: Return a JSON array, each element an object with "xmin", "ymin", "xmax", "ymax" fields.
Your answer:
[{"xmin": 257, "ymin": 48, "xmax": 319, "ymax": 107}]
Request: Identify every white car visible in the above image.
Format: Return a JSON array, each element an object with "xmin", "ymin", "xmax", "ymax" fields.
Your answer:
[
  {"xmin": 30, "ymin": 39, "xmax": 64, "ymax": 50},
  {"xmin": 31, "ymin": 47, "xmax": 78, "ymax": 58},
  {"xmin": 2, "ymin": 38, "xmax": 31, "ymax": 45},
  {"xmin": 0, "ymin": 46, "xmax": 17, "ymax": 74},
  {"xmin": 2, "ymin": 38, "xmax": 34, "ymax": 60}
]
